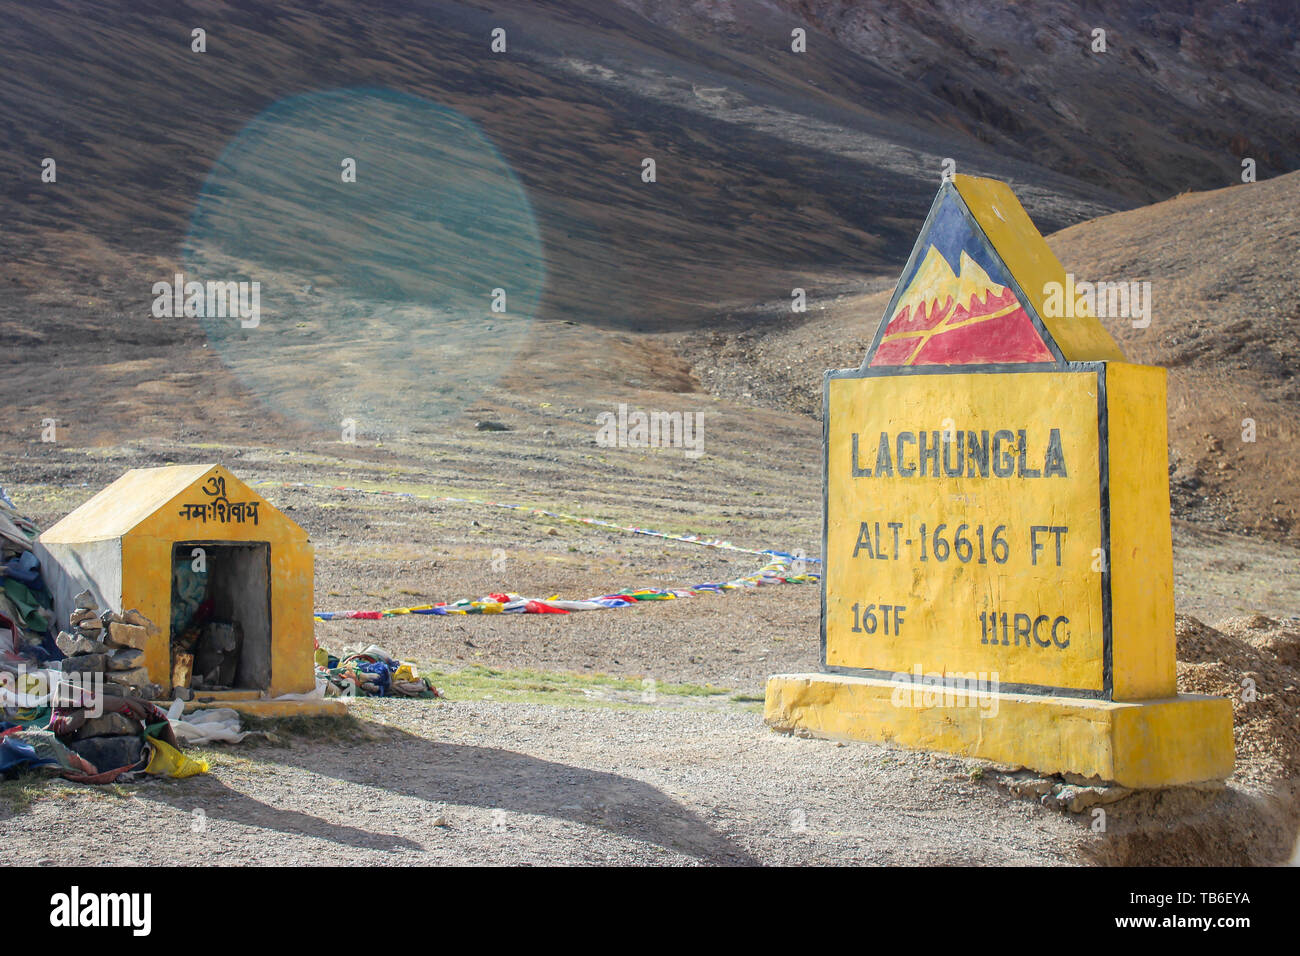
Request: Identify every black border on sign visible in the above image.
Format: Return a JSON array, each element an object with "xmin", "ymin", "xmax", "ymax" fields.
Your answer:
[
  {"xmin": 858, "ymin": 179, "xmax": 1068, "ymax": 370},
  {"xmin": 820, "ymin": 362, "xmax": 1114, "ymax": 701}
]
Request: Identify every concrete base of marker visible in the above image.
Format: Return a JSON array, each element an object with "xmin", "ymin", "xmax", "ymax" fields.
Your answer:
[{"xmin": 764, "ymin": 673, "xmax": 1234, "ymax": 789}]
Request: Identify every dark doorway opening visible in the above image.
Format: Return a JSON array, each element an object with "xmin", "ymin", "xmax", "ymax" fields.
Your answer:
[{"xmin": 170, "ymin": 542, "xmax": 272, "ymax": 692}]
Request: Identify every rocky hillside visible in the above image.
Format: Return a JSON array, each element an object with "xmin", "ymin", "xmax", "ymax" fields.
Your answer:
[
  {"xmin": 620, "ymin": 0, "xmax": 1300, "ymax": 202},
  {"xmin": 0, "ymin": 1, "xmax": 1295, "ymax": 508}
]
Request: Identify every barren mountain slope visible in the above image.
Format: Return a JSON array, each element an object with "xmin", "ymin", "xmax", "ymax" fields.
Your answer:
[
  {"xmin": 0, "ymin": 0, "xmax": 1134, "ymax": 340},
  {"xmin": 0, "ymin": 0, "xmax": 1160, "ymax": 451},
  {"xmin": 620, "ymin": 0, "xmax": 1300, "ymax": 201}
]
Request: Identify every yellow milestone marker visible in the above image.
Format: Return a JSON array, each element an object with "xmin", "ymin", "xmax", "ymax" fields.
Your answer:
[{"xmin": 765, "ymin": 175, "xmax": 1233, "ymax": 788}]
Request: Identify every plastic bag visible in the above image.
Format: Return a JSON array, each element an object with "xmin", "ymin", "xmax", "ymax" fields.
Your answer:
[{"xmin": 144, "ymin": 735, "xmax": 209, "ymax": 778}]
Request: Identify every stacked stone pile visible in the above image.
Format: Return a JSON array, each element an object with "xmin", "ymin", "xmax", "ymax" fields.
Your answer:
[{"xmin": 56, "ymin": 590, "xmax": 161, "ymax": 700}]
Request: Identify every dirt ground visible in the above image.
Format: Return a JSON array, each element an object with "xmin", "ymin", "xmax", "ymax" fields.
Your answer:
[
  {"xmin": 2, "ymin": 423, "xmax": 1298, "ymax": 865},
  {"xmin": 3, "ymin": 698, "xmax": 1089, "ymax": 867}
]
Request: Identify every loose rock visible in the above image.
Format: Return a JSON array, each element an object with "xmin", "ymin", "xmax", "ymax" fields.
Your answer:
[
  {"xmin": 69, "ymin": 734, "xmax": 143, "ymax": 771},
  {"xmin": 106, "ymin": 622, "xmax": 148, "ymax": 650},
  {"xmin": 61, "ymin": 653, "xmax": 108, "ymax": 673},
  {"xmin": 71, "ymin": 712, "xmax": 139, "ymax": 740},
  {"xmin": 108, "ymin": 648, "xmax": 144, "ymax": 671},
  {"xmin": 56, "ymin": 631, "xmax": 107, "ymax": 657},
  {"xmin": 122, "ymin": 608, "xmax": 152, "ymax": 628},
  {"xmin": 105, "ymin": 665, "xmax": 150, "ymax": 689},
  {"xmin": 1009, "ymin": 777, "xmax": 1055, "ymax": 797}
]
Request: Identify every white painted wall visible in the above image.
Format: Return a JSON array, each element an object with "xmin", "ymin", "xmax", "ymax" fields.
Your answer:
[{"xmin": 34, "ymin": 538, "xmax": 123, "ymax": 633}]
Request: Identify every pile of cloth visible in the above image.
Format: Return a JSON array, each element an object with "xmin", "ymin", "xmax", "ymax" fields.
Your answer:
[
  {"xmin": 166, "ymin": 702, "xmax": 250, "ymax": 746},
  {"xmin": 1, "ymin": 683, "xmax": 208, "ymax": 783},
  {"xmin": 0, "ymin": 491, "xmax": 60, "ymax": 666},
  {"xmin": 315, "ymin": 643, "xmax": 441, "ymax": 699}
]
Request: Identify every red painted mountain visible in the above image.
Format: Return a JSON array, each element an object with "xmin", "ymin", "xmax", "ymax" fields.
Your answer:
[{"xmin": 869, "ymin": 248, "xmax": 1053, "ymax": 366}]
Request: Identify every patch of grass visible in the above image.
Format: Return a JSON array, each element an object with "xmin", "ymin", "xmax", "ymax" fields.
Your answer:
[
  {"xmin": 0, "ymin": 771, "xmax": 49, "ymax": 815},
  {"xmin": 419, "ymin": 662, "xmax": 733, "ymax": 708},
  {"xmin": 182, "ymin": 749, "xmax": 287, "ymax": 775},
  {"xmin": 238, "ymin": 712, "xmax": 363, "ymax": 743}
]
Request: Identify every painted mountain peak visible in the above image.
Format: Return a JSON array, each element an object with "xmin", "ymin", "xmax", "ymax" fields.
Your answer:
[{"xmin": 869, "ymin": 245, "xmax": 1054, "ymax": 367}]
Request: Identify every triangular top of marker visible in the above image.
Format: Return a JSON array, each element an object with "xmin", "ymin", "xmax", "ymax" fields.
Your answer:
[{"xmin": 863, "ymin": 174, "xmax": 1126, "ymax": 368}]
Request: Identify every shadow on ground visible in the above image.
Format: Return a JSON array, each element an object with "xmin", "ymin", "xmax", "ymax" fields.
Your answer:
[
  {"xmin": 137, "ymin": 772, "xmax": 425, "ymax": 854},
  {"xmin": 136, "ymin": 724, "xmax": 759, "ymax": 864}
]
